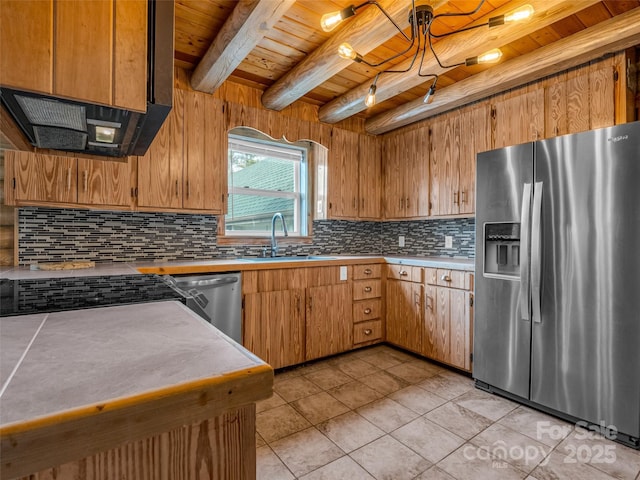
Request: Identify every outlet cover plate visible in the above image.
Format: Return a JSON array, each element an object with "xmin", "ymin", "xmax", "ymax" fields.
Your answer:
[
  {"xmin": 445, "ymin": 236, "xmax": 453, "ymax": 249},
  {"xmin": 399, "ymin": 235, "xmax": 405, "ymax": 247}
]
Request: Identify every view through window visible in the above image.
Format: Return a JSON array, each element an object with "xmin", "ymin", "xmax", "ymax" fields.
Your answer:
[{"xmin": 226, "ymin": 134, "xmax": 308, "ymax": 236}]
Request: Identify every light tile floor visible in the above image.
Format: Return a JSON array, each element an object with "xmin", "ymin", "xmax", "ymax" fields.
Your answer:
[{"xmin": 256, "ymin": 345, "xmax": 640, "ymax": 480}]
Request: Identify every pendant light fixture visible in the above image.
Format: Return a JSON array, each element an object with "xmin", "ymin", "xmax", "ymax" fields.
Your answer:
[{"xmin": 322, "ymin": 0, "xmax": 534, "ymax": 107}]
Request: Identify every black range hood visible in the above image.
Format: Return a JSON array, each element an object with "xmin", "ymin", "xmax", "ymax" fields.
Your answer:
[{"xmin": 0, "ymin": 0, "xmax": 174, "ymax": 158}]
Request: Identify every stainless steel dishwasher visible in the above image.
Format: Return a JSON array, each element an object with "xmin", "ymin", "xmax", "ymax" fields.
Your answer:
[{"xmin": 170, "ymin": 272, "xmax": 242, "ymax": 343}]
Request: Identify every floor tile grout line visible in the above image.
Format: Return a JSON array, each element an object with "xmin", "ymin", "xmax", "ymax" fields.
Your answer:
[{"xmin": 0, "ymin": 314, "xmax": 48, "ymax": 399}]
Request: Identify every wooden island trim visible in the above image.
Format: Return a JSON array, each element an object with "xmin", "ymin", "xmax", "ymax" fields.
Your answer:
[{"xmin": 1, "ymin": 364, "xmax": 273, "ymax": 480}]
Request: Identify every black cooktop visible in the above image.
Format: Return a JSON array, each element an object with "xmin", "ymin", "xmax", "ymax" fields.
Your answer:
[{"xmin": 0, "ymin": 274, "xmax": 186, "ymax": 317}]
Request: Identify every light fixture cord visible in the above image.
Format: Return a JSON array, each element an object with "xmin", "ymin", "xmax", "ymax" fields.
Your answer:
[{"xmin": 427, "ymin": 0, "xmax": 486, "ymax": 69}]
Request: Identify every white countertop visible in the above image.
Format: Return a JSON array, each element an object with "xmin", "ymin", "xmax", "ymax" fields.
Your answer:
[
  {"xmin": 0, "ymin": 301, "xmax": 270, "ymax": 428},
  {"xmin": 1, "ymin": 255, "xmax": 475, "ymax": 279}
]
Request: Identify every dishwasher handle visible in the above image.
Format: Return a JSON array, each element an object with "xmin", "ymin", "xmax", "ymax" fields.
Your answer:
[{"xmin": 176, "ymin": 276, "xmax": 239, "ymax": 289}]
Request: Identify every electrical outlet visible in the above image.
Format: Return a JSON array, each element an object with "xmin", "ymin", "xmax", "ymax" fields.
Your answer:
[
  {"xmin": 445, "ymin": 235, "xmax": 453, "ymax": 249},
  {"xmin": 398, "ymin": 235, "xmax": 405, "ymax": 247},
  {"xmin": 340, "ymin": 266, "xmax": 348, "ymax": 281}
]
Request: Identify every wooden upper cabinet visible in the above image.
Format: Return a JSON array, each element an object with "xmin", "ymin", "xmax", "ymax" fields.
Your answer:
[
  {"xmin": 429, "ymin": 104, "xmax": 487, "ymax": 217},
  {"xmin": 430, "ymin": 116, "xmax": 459, "ymax": 216},
  {"xmin": 138, "ymin": 88, "xmax": 226, "ymax": 213},
  {"xmin": 113, "ymin": 0, "xmax": 147, "ymax": 111},
  {"xmin": 458, "ymin": 104, "xmax": 489, "ymax": 215},
  {"xmin": 138, "ymin": 89, "xmax": 183, "ymax": 210},
  {"xmin": 382, "ymin": 127, "xmax": 428, "ymax": 219},
  {"xmin": 382, "ymin": 134, "xmax": 404, "ymax": 219},
  {"xmin": 77, "ymin": 158, "xmax": 131, "ymax": 207},
  {"xmin": 493, "ymin": 88, "xmax": 544, "ymax": 149},
  {"xmin": 183, "ymin": 92, "xmax": 226, "ymax": 213},
  {"xmin": 55, "ymin": 0, "xmax": 113, "ymax": 106},
  {"xmin": 545, "ymin": 57, "xmax": 616, "ymax": 138},
  {"xmin": 10, "ymin": 151, "xmax": 77, "ymax": 204},
  {"xmin": 328, "ymin": 128, "xmax": 359, "ymax": 219},
  {"xmin": 358, "ymin": 134, "xmax": 381, "ymax": 219},
  {"xmin": 0, "ymin": 0, "xmax": 147, "ymax": 112},
  {"xmin": 0, "ymin": 0, "xmax": 53, "ymax": 93}
]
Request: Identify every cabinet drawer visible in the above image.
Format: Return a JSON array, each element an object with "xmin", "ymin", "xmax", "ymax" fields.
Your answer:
[
  {"xmin": 353, "ymin": 319, "xmax": 382, "ymax": 345},
  {"xmin": 353, "ymin": 264, "xmax": 382, "ymax": 279},
  {"xmin": 387, "ymin": 264, "xmax": 422, "ymax": 282},
  {"xmin": 436, "ymin": 269, "xmax": 466, "ymax": 289},
  {"xmin": 353, "ymin": 298, "xmax": 382, "ymax": 322},
  {"xmin": 353, "ymin": 280, "xmax": 382, "ymax": 300}
]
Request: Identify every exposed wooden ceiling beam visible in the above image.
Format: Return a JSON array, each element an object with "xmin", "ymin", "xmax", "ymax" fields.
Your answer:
[
  {"xmin": 190, "ymin": 0, "xmax": 296, "ymax": 94},
  {"xmin": 261, "ymin": 0, "xmax": 446, "ymax": 111},
  {"xmin": 366, "ymin": 7, "xmax": 640, "ymax": 134},
  {"xmin": 319, "ymin": 0, "xmax": 601, "ymax": 124}
]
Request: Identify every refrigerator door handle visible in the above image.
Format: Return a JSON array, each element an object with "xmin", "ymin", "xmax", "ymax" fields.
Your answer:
[
  {"xmin": 531, "ymin": 181, "xmax": 544, "ymax": 324},
  {"xmin": 519, "ymin": 183, "xmax": 532, "ymax": 321}
]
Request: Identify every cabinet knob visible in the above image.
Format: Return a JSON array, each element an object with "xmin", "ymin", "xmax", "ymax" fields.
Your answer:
[
  {"xmin": 364, "ymin": 286, "xmax": 372, "ymax": 293},
  {"xmin": 364, "ymin": 268, "xmax": 372, "ymax": 275},
  {"xmin": 441, "ymin": 274, "xmax": 451, "ymax": 282},
  {"xmin": 364, "ymin": 329, "xmax": 372, "ymax": 335},
  {"xmin": 364, "ymin": 308, "xmax": 372, "ymax": 314},
  {"xmin": 400, "ymin": 270, "xmax": 408, "ymax": 276}
]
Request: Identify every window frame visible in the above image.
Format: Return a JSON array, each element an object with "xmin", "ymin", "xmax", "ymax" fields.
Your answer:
[{"xmin": 222, "ymin": 133, "xmax": 310, "ymax": 241}]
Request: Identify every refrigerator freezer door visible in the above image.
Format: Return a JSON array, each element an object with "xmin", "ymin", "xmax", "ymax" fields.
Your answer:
[
  {"xmin": 474, "ymin": 143, "xmax": 534, "ymax": 399},
  {"xmin": 531, "ymin": 122, "xmax": 640, "ymax": 439}
]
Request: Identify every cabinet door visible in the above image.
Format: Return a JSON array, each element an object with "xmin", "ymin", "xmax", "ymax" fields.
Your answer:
[
  {"xmin": 77, "ymin": 158, "xmax": 131, "ymax": 207},
  {"xmin": 404, "ymin": 127, "xmax": 429, "ymax": 218},
  {"xmin": 430, "ymin": 116, "xmax": 459, "ymax": 216},
  {"xmin": 137, "ymin": 90, "xmax": 184, "ymax": 209},
  {"xmin": 113, "ymin": 0, "xmax": 147, "ymax": 111},
  {"xmin": 358, "ymin": 134, "xmax": 381, "ymax": 219},
  {"xmin": 328, "ymin": 128, "xmax": 359, "ymax": 219},
  {"xmin": 382, "ymin": 134, "xmax": 404, "ymax": 218},
  {"xmin": 55, "ymin": 0, "xmax": 112, "ymax": 105},
  {"xmin": 183, "ymin": 91, "xmax": 225, "ymax": 212},
  {"xmin": 448, "ymin": 289, "xmax": 468, "ymax": 370},
  {"xmin": 12, "ymin": 151, "xmax": 77, "ymax": 204},
  {"xmin": 306, "ymin": 283, "xmax": 352, "ymax": 360},
  {"xmin": 423, "ymin": 285, "xmax": 438, "ymax": 358},
  {"xmin": 435, "ymin": 287, "xmax": 451, "ymax": 363},
  {"xmin": 385, "ymin": 279, "xmax": 422, "ymax": 353},
  {"xmin": 493, "ymin": 89, "xmax": 544, "ymax": 148},
  {"xmin": 0, "ymin": 0, "xmax": 52, "ymax": 93},
  {"xmin": 458, "ymin": 105, "xmax": 488, "ymax": 215},
  {"xmin": 243, "ymin": 289, "xmax": 305, "ymax": 369}
]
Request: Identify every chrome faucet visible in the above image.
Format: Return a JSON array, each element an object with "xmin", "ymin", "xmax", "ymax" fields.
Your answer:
[{"xmin": 270, "ymin": 213, "xmax": 288, "ymax": 257}]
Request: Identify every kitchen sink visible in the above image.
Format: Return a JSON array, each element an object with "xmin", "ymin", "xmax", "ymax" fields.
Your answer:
[{"xmin": 237, "ymin": 255, "xmax": 336, "ymax": 262}]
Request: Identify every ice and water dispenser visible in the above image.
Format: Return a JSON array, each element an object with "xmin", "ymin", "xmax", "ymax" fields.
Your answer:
[{"xmin": 484, "ymin": 223, "xmax": 521, "ymax": 277}]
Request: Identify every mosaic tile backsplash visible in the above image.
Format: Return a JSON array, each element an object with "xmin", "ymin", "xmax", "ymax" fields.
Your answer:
[{"xmin": 17, "ymin": 208, "xmax": 475, "ymax": 265}]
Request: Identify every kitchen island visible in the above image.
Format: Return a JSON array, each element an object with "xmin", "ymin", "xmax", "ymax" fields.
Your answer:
[{"xmin": 0, "ymin": 301, "xmax": 273, "ymax": 480}]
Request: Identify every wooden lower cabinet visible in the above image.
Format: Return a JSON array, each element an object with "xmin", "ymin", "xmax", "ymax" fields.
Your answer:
[
  {"xmin": 243, "ymin": 289, "xmax": 305, "ymax": 370},
  {"xmin": 306, "ymin": 283, "xmax": 353, "ymax": 360},
  {"xmin": 423, "ymin": 269, "xmax": 474, "ymax": 372},
  {"xmin": 242, "ymin": 266, "xmax": 355, "ymax": 368},
  {"xmin": 385, "ymin": 277, "xmax": 423, "ymax": 354}
]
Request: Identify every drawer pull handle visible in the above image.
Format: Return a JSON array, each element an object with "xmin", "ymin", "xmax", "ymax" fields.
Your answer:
[
  {"xmin": 364, "ymin": 308, "xmax": 372, "ymax": 314},
  {"xmin": 400, "ymin": 270, "xmax": 408, "ymax": 276},
  {"xmin": 364, "ymin": 268, "xmax": 372, "ymax": 275},
  {"xmin": 364, "ymin": 329, "xmax": 372, "ymax": 335},
  {"xmin": 441, "ymin": 274, "xmax": 451, "ymax": 282},
  {"xmin": 364, "ymin": 286, "xmax": 372, "ymax": 293}
]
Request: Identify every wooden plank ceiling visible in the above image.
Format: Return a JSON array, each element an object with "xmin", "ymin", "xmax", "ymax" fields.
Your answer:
[{"xmin": 174, "ymin": 0, "xmax": 640, "ymax": 132}]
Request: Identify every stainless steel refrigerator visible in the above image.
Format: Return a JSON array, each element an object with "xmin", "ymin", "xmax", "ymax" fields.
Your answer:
[{"xmin": 474, "ymin": 121, "xmax": 640, "ymax": 448}]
